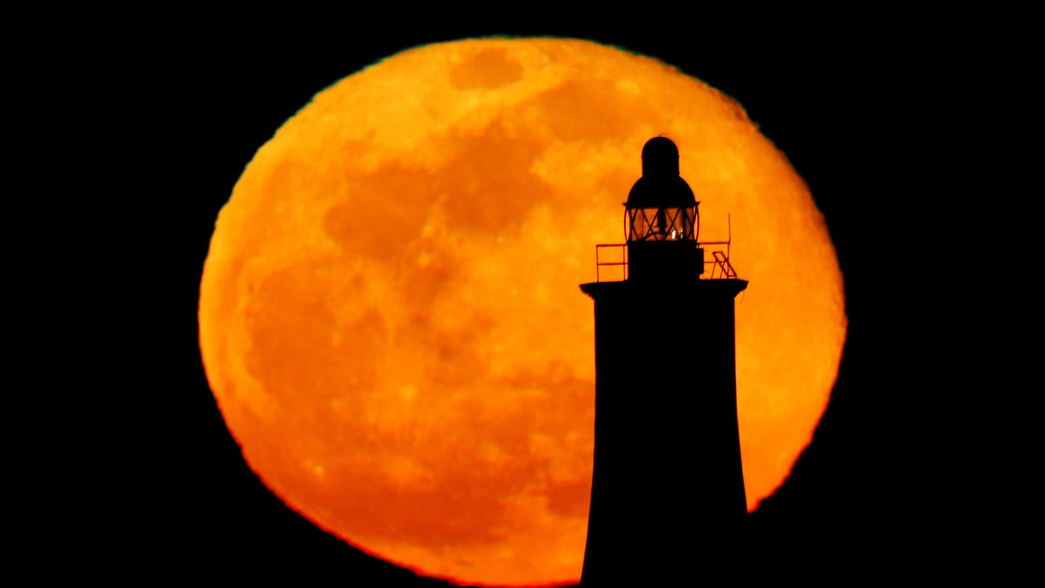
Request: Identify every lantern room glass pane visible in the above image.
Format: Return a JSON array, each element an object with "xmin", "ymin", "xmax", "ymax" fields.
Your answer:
[{"xmin": 627, "ymin": 206, "xmax": 697, "ymax": 242}]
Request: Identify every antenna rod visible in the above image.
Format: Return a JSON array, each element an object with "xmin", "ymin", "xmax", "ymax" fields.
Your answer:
[{"xmin": 727, "ymin": 214, "xmax": 732, "ymax": 260}]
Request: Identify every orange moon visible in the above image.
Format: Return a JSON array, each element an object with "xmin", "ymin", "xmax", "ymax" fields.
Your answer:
[{"xmin": 199, "ymin": 38, "xmax": 845, "ymax": 586}]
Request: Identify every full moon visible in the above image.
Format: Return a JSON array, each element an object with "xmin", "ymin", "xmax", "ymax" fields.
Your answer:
[{"xmin": 199, "ymin": 38, "xmax": 845, "ymax": 586}]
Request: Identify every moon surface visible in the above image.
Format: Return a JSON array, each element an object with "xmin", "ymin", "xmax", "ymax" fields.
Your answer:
[{"xmin": 199, "ymin": 38, "xmax": 846, "ymax": 586}]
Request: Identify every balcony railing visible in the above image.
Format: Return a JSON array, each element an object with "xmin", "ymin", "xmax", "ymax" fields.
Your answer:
[
  {"xmin": 595, "ymin": 244, "xmax": 629, "ymax": 282},
  {"xmin": 593, "ymin": 242, "xmax": 738, "ymax": 282},
  {"xmin": 594, "ymin": 212, "xmax": 739, "ymax": 283}
]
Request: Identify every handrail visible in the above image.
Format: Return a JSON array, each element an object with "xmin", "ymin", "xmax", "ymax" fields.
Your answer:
[
  {"xmin": 595, "ymin": 244, "xmax": 628, "ymax": 282},
  {"xmin": 593, "ymin": 214, "xmax": 738, "ymax": 282},
  {"xmin": 593, "ymin": 242, "xmax": 739, "ymax": 282}
]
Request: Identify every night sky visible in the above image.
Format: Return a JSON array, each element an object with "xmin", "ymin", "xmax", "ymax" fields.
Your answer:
[{"xmin": 77, "ymin": 18, "xmax": 995, "ymax": 585}]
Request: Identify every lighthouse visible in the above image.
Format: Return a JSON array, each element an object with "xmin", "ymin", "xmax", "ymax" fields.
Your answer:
[{"xmin": 579, "ymin": 137, "xmax": 748, "ymax": 585}]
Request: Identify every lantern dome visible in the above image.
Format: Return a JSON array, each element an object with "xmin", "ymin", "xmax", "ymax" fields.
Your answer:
[{"xmin": 626, "ymin": 137, "xmax": 696, "ymax": 208}]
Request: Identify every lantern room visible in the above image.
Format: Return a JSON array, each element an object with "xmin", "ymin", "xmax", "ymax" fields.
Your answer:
[{"xmin": 624, "ymin": 137, "xmax": 704, "ymax": 281}]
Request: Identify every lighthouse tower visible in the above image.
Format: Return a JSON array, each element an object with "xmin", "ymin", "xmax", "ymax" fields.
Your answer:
[{"xmin": 579, "ymin": 138, "xmax": 748, "ymax": 585}]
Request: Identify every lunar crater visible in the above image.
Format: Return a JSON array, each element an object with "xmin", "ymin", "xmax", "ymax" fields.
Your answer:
[{"xmin": 449, "ymin": 48, "xmax": 524, "ymax": 91}]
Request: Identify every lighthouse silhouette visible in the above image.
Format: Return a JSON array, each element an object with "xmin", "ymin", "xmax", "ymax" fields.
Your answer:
[{"xmin": 579, "ymin": 137, "xmax": 748, "ymax": 585}]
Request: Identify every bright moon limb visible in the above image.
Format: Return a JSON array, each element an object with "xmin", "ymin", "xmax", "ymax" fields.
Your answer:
[{"xmin": 199, "ymin": 38, "xmax": 846, "ymax": 586}]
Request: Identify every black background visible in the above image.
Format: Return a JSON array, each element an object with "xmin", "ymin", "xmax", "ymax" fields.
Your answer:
[{"xmin": 72, "ymin": 17, "xmax": 1002, "ymax": 585}]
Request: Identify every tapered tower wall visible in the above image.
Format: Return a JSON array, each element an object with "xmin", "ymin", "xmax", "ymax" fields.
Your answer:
[{"xmin": 579, "ymin": 278, "xmax": 747, "ymax": 584}]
